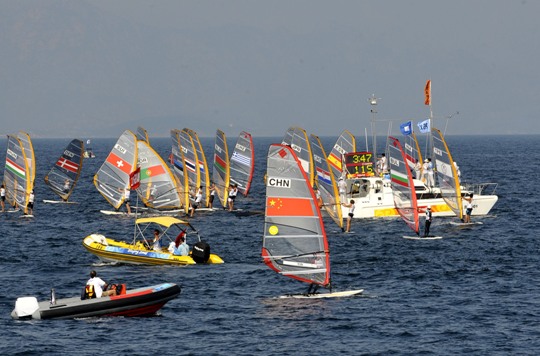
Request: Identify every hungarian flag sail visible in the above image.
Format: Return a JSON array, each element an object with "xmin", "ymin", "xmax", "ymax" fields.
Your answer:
[{"xmin": 3, "ymin": 134, "xmax": 32, "ymax": 213}]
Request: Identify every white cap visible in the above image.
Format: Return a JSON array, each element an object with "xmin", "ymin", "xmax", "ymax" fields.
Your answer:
[{"xmin": 426, "ymin": 205, "xmax": 431, "ymax": 209}]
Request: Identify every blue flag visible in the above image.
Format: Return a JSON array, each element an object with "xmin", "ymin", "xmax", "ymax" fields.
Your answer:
[
  {"xmin": 400, "ymin": 121, "xmax": 413, "ymax": 136},
  {"xmin": 417, "ymin": 119, "xmax": 431, "ymax": 134}
]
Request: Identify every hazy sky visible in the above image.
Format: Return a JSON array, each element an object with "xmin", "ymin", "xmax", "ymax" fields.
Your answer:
[{"xmin": 1, "ymin": 0, "xmax": 539, "ymax": 138}]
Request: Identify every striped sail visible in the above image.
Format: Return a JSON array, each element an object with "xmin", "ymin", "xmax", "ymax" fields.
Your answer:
[
  {"xmin": 178, "ymin": 129, "xmax": 200, "ymax": 197},
  {"xmin": 212, "ymin": 130, "xmax": 230, "ymax": 208},
  {"xmin": 136, "ymin": 126, "xmax": 150, "ymax": 144},
  {"xmin": 230, "ymin": 131, "xmax": 255, "ymax": 197},
  {"xmin": 431, "ymin": 128, "xmax": 463, "ymax": 219},
  {"xmin": 403, "ymin": 132, "xmax": 423, "ymax": 178},
  {"xmin": 281, "ymin": 127, "xmax": 314, "ymax": 187},
  {"xmin": 388, "ymin": 136, "xmax": 420, "ymax": 235},
  {"xmin": 327, "ymin": 130, "xmax": 356, "ymax": 181},
  {"xmin": 17, "ymin": 131, "xmax": 36, "ymax": 189},
  {"xmin": 44, "ymin": 139, "xmax": 84, "ymax": 201},
  {"xmin": 136, "ymin": 139, "xmax": 182, "ymax": 210},
  {"xmin": 4, "ymin": 135, "xmax": 31, "ymax": 213},
  {"xmin": 262, "ymin": 144, "xmax": 330, "ymax": 287},
  {"xmin": 184, "ymin": 128, "xmax": 210, "ymax": 207},
  {"xmin": 170, "ymin": 129, "xmax": 188, "ymax": 212},
  {"xmin": 310, "ymin": 134, "xmax": 343, "ymax": 229},
  {"xmin": 93, "ymin": 130, "xmax": 138, "ymax": 209}
]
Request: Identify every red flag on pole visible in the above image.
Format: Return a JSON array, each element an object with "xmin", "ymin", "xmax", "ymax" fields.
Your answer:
[
  {"xmin": 424, "ymin": 80, "xmax": 431, "ymax": 105},
  {"xmin": 130, "ymin": 167, "xmax": 141, "ymax": 189}
]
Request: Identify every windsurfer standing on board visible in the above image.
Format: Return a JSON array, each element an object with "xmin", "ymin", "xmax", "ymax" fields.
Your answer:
[
  {"xmin": 463, "ymin": 193, "xmax": 474, "ymax": 223},
  {"xmin": 423, "ymin": 206, "xmax": 433, "ymax": 237},
  {"xmin": 119, "ymin": 187, "xmax": 131, "ymax": 215},
  {"xmin": 342, "ymin": 199, "xmax": 355, "ymax": 233}
]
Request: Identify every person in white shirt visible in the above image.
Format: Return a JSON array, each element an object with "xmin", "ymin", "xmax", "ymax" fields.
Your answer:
[
  {"xmin": 27, "ymin": 190, "xmax": 35, "ymax": 215},
  {"xmin": 338, "ymin": 177, "xmax": 347, "ymax": 203},
  {"xmin": 342, "ymin": 199, "xmax": 356, "ymax": 233},
  {"xmin": 86, "ymin": 270, "xmax": 116, "ymax": 298},
  {"xmin": 190, "ymin": 186, "xmax": 203, "ymax": 217},
  {"xmin": 0, "ymin": 184, "xmax": 5, "ymax": 212},
  {"xmin": 228, "ymin": 184, "xmax": 238, "ymax": 211}
]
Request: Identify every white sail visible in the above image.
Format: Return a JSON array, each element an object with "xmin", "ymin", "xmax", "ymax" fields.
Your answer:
[
  {"xmin": 136, "ymin": 140, "xmax": 182, "ymax": 209},
  {"xmin": 230, "ymin": 131, "xmax": 255, "ymax": 197},
  {"xmin": 310, "ymin": 134, "xmax": 343, "ymax": 229},
  {"xmin": 431, "ymin": 128, "xmax": 463, "ymax": 219},
  {"xmin": 281, "ymin": 127, "xmax": 314, "ymax": 187}
]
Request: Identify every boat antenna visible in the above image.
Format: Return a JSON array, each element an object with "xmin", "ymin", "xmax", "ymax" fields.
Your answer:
[{"xmin": 368, "ymin": 94, "xmax": 381, "ymax": 162}]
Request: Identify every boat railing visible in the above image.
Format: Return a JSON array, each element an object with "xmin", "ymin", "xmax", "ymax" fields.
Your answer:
[{"xmin": 462, "ymin": 182, "xmax": 498, "ymax": 196}]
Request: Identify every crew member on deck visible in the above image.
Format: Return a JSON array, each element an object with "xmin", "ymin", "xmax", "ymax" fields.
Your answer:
[{"xmin": 86, "ymin": 270, "xmax": 116, "ymax": 297}]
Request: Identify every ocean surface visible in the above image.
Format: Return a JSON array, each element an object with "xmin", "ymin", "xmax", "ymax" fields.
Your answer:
[{"xmin": 1, "ymin": 134, "xmax": 539, "ymax": 355}]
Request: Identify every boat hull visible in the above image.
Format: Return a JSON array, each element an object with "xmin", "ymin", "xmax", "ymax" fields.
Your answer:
[
  {"xmin": 11, "ymin": 283, "xmax": 180, "ymax": 320},
  {"xmin": 341, "ymin": 176, "xmax": 498, "ymax": 219},
  {"xmin": 82, "ymin": 235, "xmax": 224, "ymax": 266}
]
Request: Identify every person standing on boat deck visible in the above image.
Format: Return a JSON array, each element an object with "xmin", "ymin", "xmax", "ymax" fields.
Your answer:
[
  {"xmin": 208, "ymin": 182, "xmax": 216, "ymax": 209},
  {"xmin": 342, "ymin": 199, "xmax": 355, "ymax": 232},
  {"xmin": 376, "ymin": 153, "xmax": 387, "ymax": 176},
  {"xmin": 463, "ymin": 193, "xmax": 474, "ymax": 223},
  {"xmin": 152, "ymin": 229, "xmax": 163, "ymax": 251},
  {"xmin": 228, "ymin": 184, "xmax": 238, "ymax": 211},
  {"xmin": 423, "ymin": 206, "xmax": 433, "ymax": 237},
  {"xmin": 414, "ymin": 159, "xmax": 422, "ymax": 180},
  {"xmin": 423, "ymin": 158, "xmax": 434, "ymax": 189},
  {"xmin": 87, "ymin": 270, "xmax": 116, "ymax": 297},
  {"xmin": 190, "ymin": 186, "xmax": 203, "ymax": 217},
  {"xmin": 0, "ymin": 184, "xmax": 5, "ymax": 212},
  {"xmin": 338, "ymin": 177, "xmax": 347, "ymax": 203},
  {"xmin": 27, "ymin": 190, "xmax": 35, "ymax": 215}
]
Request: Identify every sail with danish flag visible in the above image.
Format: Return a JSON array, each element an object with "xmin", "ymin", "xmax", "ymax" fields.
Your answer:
[{"xmin": 44, "ymin": 139, "xmax": 84, "ymax": 202}]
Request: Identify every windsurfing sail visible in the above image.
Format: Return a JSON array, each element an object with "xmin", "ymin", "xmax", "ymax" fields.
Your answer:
[
  {"xmin": 431, "ymin": 128, "xmax": 463, "ymax": 219},
  {"xmin": 212, "ymin": 129, "xmax": 230, "ymax": 208},
  {"xmin": 17, "ymin": 131, "xmax": 36, "ymax": 190},
  {"xmin": 44, "ymin": 139, "xmax": 84, "ymax": 202},
  {"xmin": 93, "ymin": 130, "xmax": 138, "ymax": 209},
  {"xmin": 137, "ymin": 126, "xmax": 150, "ymax": 144},
  {"xmin": 184, "ymin": 128, "xmax": 210, "ymax": 207},
  {"xmin": 310, "ymin": 134, "xmax": 343, "ymax": 229},
  {"xmin": 327, "ymin": 130, "xmax": 356, "ymax": 180},
  {"xmin": 3, "ymin": 135, "xmax": 31, "ymax": 213},
  {"xmin": 281, "ymin": 127, "xmax": 314, "ymax": 187},
  {"xmin": 177, "ymin": 129, "xmax": 200, "ymax": 197},
  {"xmin": 402, "ymin": 132, "xmax": 423, "ymax": 179},
  {"xmin": 387, "ymin": 136, "xmax": 420, "ymax": 235},
  {"xmin": 230, "ymin": 131, "xmax": 255, "ymax": 197},
  {"xmin": 262, "ymin": 144, "xmax": 330, "ymax": 288},
  {"xmin": 136, "ymin": 139, "xmax": 182, "ymax": 210},
  {"xmin": 170, "ymin": 129, "xmax": 189, "ymax": 212}
]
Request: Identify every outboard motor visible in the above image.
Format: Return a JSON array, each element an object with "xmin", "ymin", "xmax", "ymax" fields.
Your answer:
[{"xmin": 192, "ymin": 241, "xmax": 210, "ymax": 263}]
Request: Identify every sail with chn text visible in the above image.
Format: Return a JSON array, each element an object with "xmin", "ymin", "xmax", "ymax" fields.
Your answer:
[{"xmin": 262, "ymin": 144, "xmax": 330, "ymax": 287}]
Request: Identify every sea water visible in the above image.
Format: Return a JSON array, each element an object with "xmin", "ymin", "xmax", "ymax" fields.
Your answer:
[{"xmin": 0, "ymin": 135, "xmax": 539, "ymax": 355}]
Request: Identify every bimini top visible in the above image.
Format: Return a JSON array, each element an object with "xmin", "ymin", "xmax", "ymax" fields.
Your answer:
[{"xmin": 135, "ymin": 216, "xmax": 189, "ymax": 228}]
